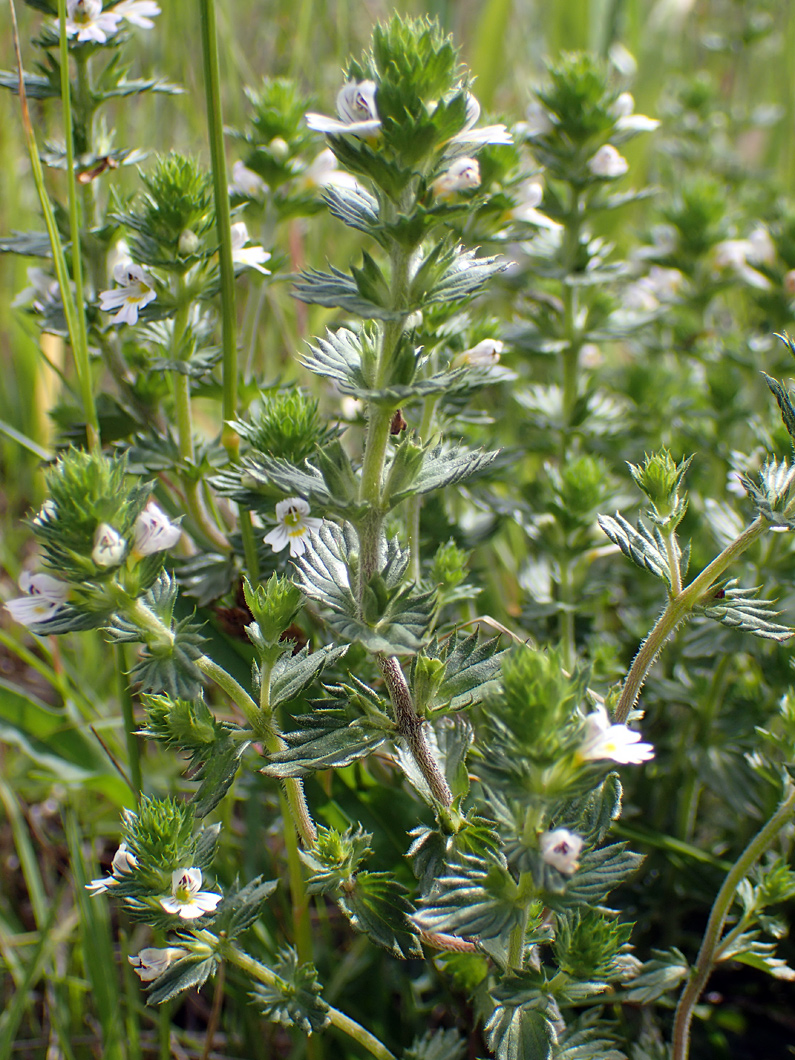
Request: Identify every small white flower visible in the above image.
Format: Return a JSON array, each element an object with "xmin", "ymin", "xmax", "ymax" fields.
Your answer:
[
  {"xmin": 229, "ymin": 160, "xmax": 267, "ymax": 199},
  {"xmin": 579, "ymin": 705, "xmax": 655, "ymax": 764},
  {"xmin": 520, "ymin": 100, "xmax": 553, "ymax": 138},
  {"xmin": 305, "ymin": 80, "xmax": 382, "ymax": 138},
  {"xmin": 302, "ymin": 149, "xmax": 360, "ymax": 191},
  {"xmin": 62, "ymin": 0, "xmax": 122, "ymax": 42},
  {"xmin": 12, "ymin": 268, "xmax": 61, "ymax": 312},
  {"xmin": 85, "ymin": 842, "xmax": 138, "ymax": 896},
  {"xmin": 129, "ymin": 947, "xmax": 187, "ymax": 982},
  {"xmin": 112, "ymin": 0, "xmax": 160, "ymax": 28},
  {"xmin": 5, "ymin": 572, "xmax": 69, "ymax": 627},
  {"xmin": 540, "ymin": 829, "xmax": 584, "ymax": 875},
  {"xmin": 160, "ymin": 867, "xmax": 222, "ymax": 920},
  {"xmin": 615, "ymin": 113, "xmax": 660, "ymax": 133},
  {"xmin": 92, "ymin": 523, "xmax": 127, "ymax": 568},
  {"xmin": 432, "ymin": 157, "xmax": 481, "ymax": 200},
  {"xmin": 454, "ymin": 339, "xmax": 504, "ymax": 368},
  {"xmin": 588, "ymin": 144, "xmax": 629, "ymax": 178},
  {"xmin": 611, "ymin": 92, "xmax": 635, "ymax": 118},
  {"xmin": 99, "ymin": 262, "xmax": 157, "ymax": 325},
  {"xmin": 445, "ymin": 93, "xmax": 513, "ymax": 148},
  {"xmin": 264, "ymin": 497, "xmax": 323, "ymax": 558},
  {"xmin": 230, "ymin": 222, "xmax": 271, "ymax": 276},
  {"xmin": 132, "ymin": 502, "xmax": 182, "ymax": 557},
  {"xmin": 713, "ymin": 233, "xmax": 773, "ymax": 290},
  {"xmin": 509, "ymin": 180, "xmax": 561, "ymax": 230}
]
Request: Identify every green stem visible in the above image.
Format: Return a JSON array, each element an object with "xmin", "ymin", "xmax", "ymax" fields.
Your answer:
[
  {"xmin": 171, "ymin": 280, "xmax": 230, "ymax": 552},
  {"xmin": 407, "ymin": 394, "xmax": 439, "ymax": 583},
  {"xmin": 56, "ymin": 0, "xmax": 99, "ymax": 453},
  {"xmin": 507, "ymin": 872, "xmax": 534, "ymax": 970},
  {"xmin": 198, "ymin": 0, "xmax": 239, "ymax": 456},
  {"xmin": 671, "ymin": 785, "xmax": 795, "ymax": 1060},
  {"xmin": 225, "ymin": 944, "xmax": 397, "ymax": 1060},
  {"xmin": 116, "ymin": 643, "xmax": 142, "ymax": 801},
  {"xmin": 615, "ymin": 516, "xmax": 766, "ymax": 723}
]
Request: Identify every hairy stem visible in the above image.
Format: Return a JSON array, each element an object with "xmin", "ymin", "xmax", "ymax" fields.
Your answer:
[
  {"xmin": 671, "ymin": 785, "xmax": 795, "ymax": 1060},
  {"xmin": 615, "ymin": 516, "xmax": 766, "ymax": 723},
  {"xmin": 407, "ymin": 394, "xmax": 439, "ymax": 584},
  {"xmin": 378, "ymin": 655, "xmax": 452, "ymax": 807}
]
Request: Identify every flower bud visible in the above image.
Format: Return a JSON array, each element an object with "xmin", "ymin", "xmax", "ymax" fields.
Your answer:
[
  {"xmin": 178, "ymin": 229, "xmax": 200, "ymax": 256},
  {"xmin": 588, "ymin": 144, "xmax": 628, "ymax": 178},
  {"xmin": 432, "ymin": 157, "xmax": 481, "ymax": 200},
  {"xmin": 92, "ymin": 524, "xmax": 127, "ymax": 568}
]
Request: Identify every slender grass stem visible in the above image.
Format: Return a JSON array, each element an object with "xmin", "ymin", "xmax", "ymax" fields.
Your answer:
[
  {"xmin": 116, "ymin": 643, "xmax": 142, "ymax": 801},
  {"xmin": 10, "ymin": 0, "xmax": 100, "ymax": 453},
  {"xmin": 671, "ymin": 785, "xmax": 795, "ymax": 1060},
  {"xmin": 198, "ymin": 0, "xmax": 239, "ymax": 456}
]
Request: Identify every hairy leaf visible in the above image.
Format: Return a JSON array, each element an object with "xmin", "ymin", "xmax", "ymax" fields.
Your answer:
[
  {"xmin": 597, "ymin": 513, "xmax": 670, "ymax": 585},
  {"xmin": 697, "ymin": 580, "xmax": 794, "ymax": 642},
  {"xmin": 146, "ymin": 955, "xmax": 218, "ymax": 1006},
  {"xmin": 270, "ymin": 643, "xmax": 349, "ymax": 709},
  {"xmin": 339, "ymin": 871, "xmax": 423, "ymax": 959},
  {"xmin": 249, "ymin": 947, "xmax": 330, "ymax": 1033}
]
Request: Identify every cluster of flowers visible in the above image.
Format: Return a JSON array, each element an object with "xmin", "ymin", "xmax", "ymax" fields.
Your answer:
[{"xmin": 5, "ymin": 501, "xmax": 181, "ymax": 626}]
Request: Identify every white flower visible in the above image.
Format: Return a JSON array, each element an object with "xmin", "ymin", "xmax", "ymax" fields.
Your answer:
[
  {"xmin": 229, "ymin": 160, "xmax": 267, "ymax": 199},
  {"xmin": 302, "ymin": 149, "xmax": 360, "ymax": 191},
  {"xmin": 230, "ymin": 222, "xmax": 271, "ymax": 276},
  {"xmin": 92, "ymin": 523, "xmax": 127, "ymax": 568},
  {"xmin": 305, "ymin": 80, "xmax": 382, "ymax": 138},
  {"xmin": 713, "ymin": 231, "xmax": 773, "ymax": 290},
  {"xmin": 540, "ymin": 829, "xmax": 584, "ymax": 875},
  {"xmin": 611, "ymin": 92, "xmax": 635, "ymax": 118},
  {"xmin": 454, "ymin": 339, "xmax": 504, "ymax": 368},
  {"xmin": 132, "ymin": 502, "xmax": 181, "ymax": 557},
  {"xmin": 99, "ymin": 262, "xmax": 157, "ymax": 325},
  {"xmin": 12, "ymin": 268, "xmax": 61, "ymax": 312},
  {"xmin": 129, "ymin": 947, "xmax": 187, "ymax": 982},
  {"xmin": 160, "ymin": 867, "xmax": 222, "ymax": 919},
  {"xmin": 448, "ymin": 94, "xmax": 513, "ymax": 146},
  {"xmin": 432, "ymin": 157, "xmax": 481, "ymax": 200},
  {"xmin": 112, "ymin": 0, "xmax": 160, "ymax": 28},
  {"xmin": 85, "ymin": 842, "xmax": 138, "ymax": 895},
  {"xmin": 264, "ymin": 497, "xmax": 322, "ymax": 558},
  {"xmin": 62, "ymin": 0, "xmax": 122, "ymax": 42},
  {"xmin": 509, "ymin": 180, "xmax": 561, "ymax": 230},
  {"xmin": 520, "ymin": 100, "xmax": 553, "ymax": 138},
  {"xmin": 579, "ymin": 705, "xmax": 655, "ymax": 764},
  {"xmin": 5, "ymin": 572, "xmax": 69, "ymax": 627},
  {"xmin": 588, "ymin": 144, "xmax": 629, "ymax": 178}
]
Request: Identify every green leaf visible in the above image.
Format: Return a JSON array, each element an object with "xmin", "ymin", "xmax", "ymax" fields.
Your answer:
[
  {"xmin": 385, "ymin": 440, "xmax": 500, "ymax": 506},
  {"xmin": 213, "ymin": 876, "xmax": 280, "ymax": 941},
  {"xmin": 323, "ymin": 184, "xmax": 384, "ymax": 242},
  {"xmin": 547, "ymin": 843, "xmax": 643, "ymax": 908},
  {"xmin": 270, "ymin": 643, "xmax": 349, "ymax": 709},
  {"xmin": 696, "ymin": 579, "xmax": 794, "ymax": 642},
  {"xmin": 413, "ymin": 851, "xmax": 522, "ymax": 941},
  {"xmin": 433, "ymin": 631, "xmax": 507, "ymax": 711},
  {"xmin": 294, "ymin": 522, "xmax": 436, "ymax": 655},
  {"xmin": 485, "ymin": 991, "xmax": 557, "ymax": 1060},
  {"xmin": 339, "ymin": 871, "xmax": 423, "ymax": 958},
  {"xmin": 261, "ymin": 704, "xmax": 391, "ymax": 779},
  {"xmin": 249, "ymin": 947, "xmax": 330, "ymax": 1033},
  {"xmin": 597, "ymin": 513, "xmax": 671, "ymax": 585},
  {"xmin": 293, "ymin": 266, "xmax": 405, "ymax": 320},
  {"xmin": 397, "ymin": 716, "xmax": 473, "ymax": 804},
  {"xmin": 624, "ymin": 948, "xmax": 689, "ymax": 1002},
  {"xmin": 301, "ymin": 326, "xmax": 468, "ymax": 405},
  {"xmin": 404, "ymin": 1029, "xmax": 467, "ymax": 1060},
  {"xmin": 146, "ymin": 955, "xmax": 218, "ymax": 1006},
  {"xmin": 0, "ymin": 230, "xmax": 55, "ymax": 255}
]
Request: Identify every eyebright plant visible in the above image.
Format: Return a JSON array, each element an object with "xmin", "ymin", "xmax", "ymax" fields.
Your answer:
[{"xmin": 3, "ymin": 9, "xmax": 795, "ymax": 1060}]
